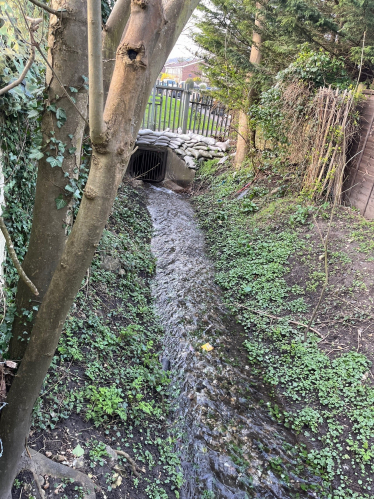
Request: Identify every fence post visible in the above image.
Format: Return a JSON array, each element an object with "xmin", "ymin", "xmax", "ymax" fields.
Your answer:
[
  {"xmin": 182, "ymin": 88, "xmax": 190, "ymax": 134},
  {"xmin": 149, "ymin": 83, "xmax": 156, "ymax": 131}
]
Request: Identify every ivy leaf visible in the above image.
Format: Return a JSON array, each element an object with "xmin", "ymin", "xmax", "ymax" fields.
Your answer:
[
  {"xmin": 69, "ymin": 87, "xmax": 78, "ymax": 93},
  {"xmin": 27, "ymin": 109, "xmax": 39, "ymax": 118},
  {"xmin": 55, "ymin": 194, "xmax": 67, "ymax": 210},
  {"xmin": 65, "ymin": 184, "xmax": 75, "ymax": 193},
  {"xmin": 29, "ymin": 149, "xmax": 44, "ymax": 160},
  {"xmin": 56, "ymin": 108, "xmax": 66, "ymax": 120},
  {"xmin": 46, "ymin": 156, "xmax": 62, "ymax": 168}
]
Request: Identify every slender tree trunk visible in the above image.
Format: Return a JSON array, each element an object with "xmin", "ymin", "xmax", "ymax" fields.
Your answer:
[
  {"xmin": 0, "ymin": 0, "xmax": 199, "ymax": 494},
  {"xmin": 8, "ymin": 0, "xmax": 88, "ymax": 360},
  {"xmin": 102, "ymin": 0, "xmax": 131, "ymax": 102},
  {"xmin": 234, "ymin": 4, "xmax": 262, "ymax": 167}
]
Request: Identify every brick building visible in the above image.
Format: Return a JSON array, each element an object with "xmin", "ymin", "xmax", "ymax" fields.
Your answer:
[{"xmin": 163, "ymin": 59, "xmax": 204, "ymax": 83}]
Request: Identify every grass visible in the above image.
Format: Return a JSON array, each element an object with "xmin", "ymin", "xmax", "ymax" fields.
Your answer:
[
  {"xmin": 193, "ymin": 159, "xmax": 374, "ymax": 498},
  {"xmin": 142, "ymin": 93, "xmax": 224, "ymax": 135}
]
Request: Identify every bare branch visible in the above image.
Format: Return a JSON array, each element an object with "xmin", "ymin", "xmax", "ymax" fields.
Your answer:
[
  {"xmin": 234, "ymin": 303, "xmax": 323, "ymax": 338},
  {"xmin": 102, "ymin": 0, "xmax": 131, "ymax": 100},
  {"xmin": 148, "ymin": 0, "xmax": 200, "ymax": 85},
  {"xmin": 0, "ymin": 218, "xmax": 39, "ymax": 296},
  {"xmin": 0, "ymin": 48, "xmax": 35, "ymax": 96},
  {"xmin": 104, "ymin": 0, "xmax": 131, "ymax": 42},
  {"xmin": 88, "ymin": 0, "xmax": 106, "ymax": 143},
  {"xmin": 26, "ymin": 0, "xmax": 66, "ymax": 16},
  {"xmin": 0, "ymin": 15, "xmax": 42, "ymax": 97},
  {"xmin": 114, "ymin": 450, "xmax": 143, "ymax": 477}
]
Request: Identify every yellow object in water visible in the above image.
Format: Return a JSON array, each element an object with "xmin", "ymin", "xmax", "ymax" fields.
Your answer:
[{"xmin": 201, "ymin": 343, "xmax": 214, "ymax": 352}]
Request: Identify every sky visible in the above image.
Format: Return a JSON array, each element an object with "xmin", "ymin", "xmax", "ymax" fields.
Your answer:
[{"xmin": 168, "ymin": 15, "xmax": 200, "ymax": 60}]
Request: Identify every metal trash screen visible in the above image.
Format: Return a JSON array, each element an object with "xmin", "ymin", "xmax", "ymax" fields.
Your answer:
[{"xmin": 128, "ymin": 147, "xmax": 167, "ymax": 182}]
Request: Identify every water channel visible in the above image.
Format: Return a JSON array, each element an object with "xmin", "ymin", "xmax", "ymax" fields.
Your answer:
[{"xmin": 147, "ymin": 186, "xmax": 321, "ymax": 499}]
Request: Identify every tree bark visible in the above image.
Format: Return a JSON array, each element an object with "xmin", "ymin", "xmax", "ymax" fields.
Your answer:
[
  {"xmin": 8, "ymin": 0, "xmax": 89, "ymax": 360},
  {"xmin": 234, "ymin": 4, "xmax": 262, "ymax": 167},
  {"xmin": 0, "ymin": 0, "xmax": 200, "ymax": 494},
  {"xmin": 102, "ymin": 0, "xmax": 131, "ymax": 102},
  {"xmin": 88, "ymin": 0, "xmax": 106, "ymax": 142}
]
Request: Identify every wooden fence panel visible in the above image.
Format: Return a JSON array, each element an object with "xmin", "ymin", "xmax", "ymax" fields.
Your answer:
[{"xmin": 345, "ymin": 90, "xmax": 374, "ymax": 219}]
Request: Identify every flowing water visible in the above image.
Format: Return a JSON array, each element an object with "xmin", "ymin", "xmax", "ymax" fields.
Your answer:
[{"xmin": 147, "ymin": 186, "xmax": 321, "ymax": 499}]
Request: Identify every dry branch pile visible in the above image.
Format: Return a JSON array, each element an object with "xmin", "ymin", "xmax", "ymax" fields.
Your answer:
[
  {"xmin": 266, "ymin": 83, "xmax": 360, "ymax": 204},
  {"xmin": 303, "ymin": 87, "xmax": 359, "ymax": 203}
]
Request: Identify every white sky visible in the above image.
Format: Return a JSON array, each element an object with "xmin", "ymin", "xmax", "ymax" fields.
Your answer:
[{"xmin": 168, "ymin": 15, "xmax": 200, "ymax": 60}]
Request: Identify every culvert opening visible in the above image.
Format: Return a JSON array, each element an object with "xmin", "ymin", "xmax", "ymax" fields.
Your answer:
[{"xmin": 128, "ymin": 146, "xmax": 168, "ymax": 182}]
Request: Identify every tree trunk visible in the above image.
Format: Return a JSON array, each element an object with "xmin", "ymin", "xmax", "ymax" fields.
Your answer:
[
  {"xmin": 234, "ymin": 4, "xmax": 262, "ymax": 168},
  {"xmin": 0, "ymin": 0, "xmax": 199, "ymax": 494},
  {"xmin": 8, "ymin": 0, "xmax": 89, "ymax": 360},
  {"xmin": 102, "ymin": 0, "xmax": 131, "ymax": 102}
]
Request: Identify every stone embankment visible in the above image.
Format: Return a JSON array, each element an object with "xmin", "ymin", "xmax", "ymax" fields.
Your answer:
[{"xmin": 136, "ymin": 128, "xmax": 231, "ymax": 169}]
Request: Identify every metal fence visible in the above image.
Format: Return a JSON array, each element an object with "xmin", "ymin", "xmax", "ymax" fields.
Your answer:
[{"xmin": 141, "ymin": 81, "xmax": 231, "ymax": 139}]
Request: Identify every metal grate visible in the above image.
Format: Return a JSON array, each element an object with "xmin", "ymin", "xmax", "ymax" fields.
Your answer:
[{"xmin": 128, "ymin": 146, "xmax": 167, "ymax": 182}]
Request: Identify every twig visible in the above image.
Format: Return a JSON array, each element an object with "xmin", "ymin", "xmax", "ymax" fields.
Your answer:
[
  {"xmin": 235, "ymin": 304, "xmax": 323, "ymax": 338},
  {"xmin": 0, "ymin": 48, "xmax": 35, "ymax": 96},
  {"xmin": 357, "ymin": 328, "xmax": 362, "ymax": 352},
  {"xmin": 31, "ymin": 469, "xmax": 45, "ymax": 499},
  {"xmin": 326, "ymin": 345, "xmax": 350, "ymax": 356},
  {"xmin": 27, "ymin": 0, "xmax": 66, "ymax": 16},
  {"xmin": 114, "ymin": 450, "xmax": 143, "ymax": 477},
  {"xmin": 317, "ymin": 332, "xmax": 330, "ymax": 344},
  {"xmin": 304, "ymin": 202, "xmax": 336, "ymax": 341},
  {"xmin": 0, "ymin": 17, "xmax": 42, "ymax": 96},
  {"xmin": 0, "ymin": 217, "xmax": 39, "ymax": 296}
]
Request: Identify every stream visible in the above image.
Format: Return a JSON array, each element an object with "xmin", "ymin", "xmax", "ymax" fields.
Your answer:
[{"xmin": 147, "ymin": 186, "xmax": 321, "ymax": 499}]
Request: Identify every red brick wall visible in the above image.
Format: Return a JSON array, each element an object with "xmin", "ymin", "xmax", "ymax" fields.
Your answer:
[{"xmin": 182, "ymin": 63, "xmax": 201, "ymax": 81}]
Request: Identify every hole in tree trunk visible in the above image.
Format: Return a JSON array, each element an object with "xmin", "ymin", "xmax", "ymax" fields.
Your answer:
[
  {"xmin": 128, "ymin": 146, "xmax": 168, "ymax": 182},
  {"xmin": 127, "ymin": 49, "xmax": 139, "ymax": 61}
]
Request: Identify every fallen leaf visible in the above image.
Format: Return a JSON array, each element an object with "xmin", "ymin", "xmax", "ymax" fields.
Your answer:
[
  {"xmin": 72, "ymin": 444, "xmax": 84, "ymax": 458},
  {"xmin": 201, "ymin": 343, "xmax": 214, "ymax": 352}
]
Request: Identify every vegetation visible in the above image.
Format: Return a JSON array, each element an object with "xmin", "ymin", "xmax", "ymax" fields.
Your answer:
[
  {"xmin": 193, "ymin": 159, "xmax": 374, "ymax": 497},
  {"xmin": 26, "ymin": 186, "xmax": 182, "ymax": 498},
  {"xmin": 0, "ymin": 0, "xmax": 199, "ymax": 495},
  {"xmin": 193, "ymin": 0, "xmax": 374, "ymax": 107},
  {"xmin": 1, "ymin": 0, "xmax": 374, "ymax": 497}
]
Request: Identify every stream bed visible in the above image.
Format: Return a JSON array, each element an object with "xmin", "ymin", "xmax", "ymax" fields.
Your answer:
[{"xmin": 147, "ymin": 186, "xmax": 321, "ymax": 499}]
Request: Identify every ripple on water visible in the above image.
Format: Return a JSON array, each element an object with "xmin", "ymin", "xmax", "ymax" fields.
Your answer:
[{"xmin": 147, "ymin": 185, "xmax": 321, "ymax": 499}]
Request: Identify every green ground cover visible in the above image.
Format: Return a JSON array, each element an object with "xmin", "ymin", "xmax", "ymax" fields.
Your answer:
[
  {"xmin": 16, "ymin": 186, "xmax": 182, "ymax": 499},
  {"xmin": 193, "ymin": 160, "xmax": 374, "ymax": 499}
]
